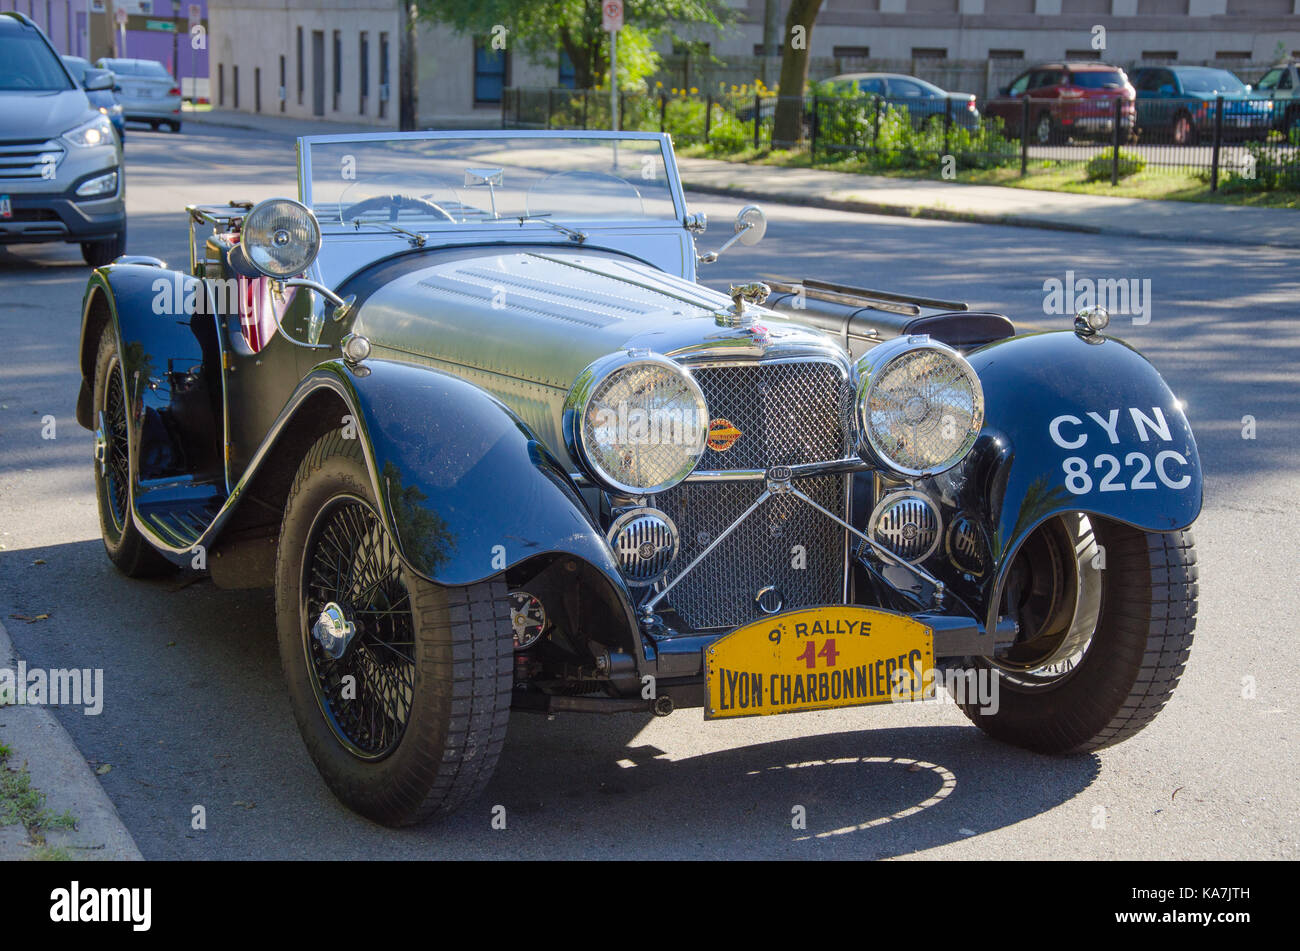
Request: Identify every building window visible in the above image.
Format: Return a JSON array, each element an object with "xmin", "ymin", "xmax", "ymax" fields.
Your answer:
[
  {"xmin": 254, "ymin": 66, "xmax": 261, "ymax": 113},
  {"xmin": 218, "ymin": 62, "xmax": 224, "ymax": 106},
  {"xmin": 1214, "ymin": 51, "xmax": 1252, "ymax": 61},
  {"xmin": 379, "ymin": 33, "xmax": 390, "ymax": 118},
  {"xmin": 474, "ymin": 35, "xmax": 509, "ymax": 105},
  {"xmin": 832, "ymin": 46, "xmax": 871, "ymax": 59},
  {"xmin": 332, "ymin": 30, "xmax": 341, "ymax": 111},
  {"xmin": 359, "ymin": 32, "xmax": 369, "ymax": 114},
  {"xmin": 297, "ymin": 27, "xmax": 304, "ymax": 105},
  {"xmin": 558, "ymin": 49, "xmax": 575, "ymax": 89},
  {"xmin": 1065, "ymin": 50, "xmax": 1103, "ymax": 61},
  {"xmin": 1140, "ymin": 50, "xmax": 1178, "ymax": 62},
  {"xmin": 279, "ymin": 55, "xmax": 286, "ymax": 112},
  {"xmin": 233, "ymin": 65, "xmax": 239, "ymax": 110},
  {"xmin": 988, "ymin": 49, "xmax": 1024, "ymax": 60},
  {"xmin": 912, "ymin": 48, "xmax": 948, "ymax": 60}
]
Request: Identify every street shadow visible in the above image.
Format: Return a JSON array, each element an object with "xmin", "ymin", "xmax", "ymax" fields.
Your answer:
[{"xmin": 3, "ymin": 537, "xmax": 1099, "ymax": 860}]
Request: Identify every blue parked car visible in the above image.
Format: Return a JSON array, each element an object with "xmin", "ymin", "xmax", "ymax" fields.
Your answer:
[
  {"xmin": 1131, "ymin": 66, "xmax": 1272, "ymax": 144},
  {"xmin": 62, "ymin": 55, "xmax": 125, "ymax": 142}
]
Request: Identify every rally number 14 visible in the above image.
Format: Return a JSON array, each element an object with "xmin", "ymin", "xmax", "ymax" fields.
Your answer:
[{"xmin": 795, "ymin": 638, "xmax": 840, "ymax": 669}]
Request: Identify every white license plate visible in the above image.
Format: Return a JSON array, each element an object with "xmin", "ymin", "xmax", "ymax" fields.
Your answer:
[
  {"xmin": 0, "ymin": 195, "xmax": 11, "ymax": 219},
  {"xmin": 134, "ymin": 87, "xmax": 153, "ymax": 98}
]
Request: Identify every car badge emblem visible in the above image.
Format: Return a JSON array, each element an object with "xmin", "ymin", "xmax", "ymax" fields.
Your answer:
[{"xmin": 707, "ymin": 418, "xmax": 742, "ymax": 452}]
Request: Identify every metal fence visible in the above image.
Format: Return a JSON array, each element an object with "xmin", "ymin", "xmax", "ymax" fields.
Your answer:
[{"xmin": 503, "ymin": 87, "xmax": 1300, "ymax": 192}]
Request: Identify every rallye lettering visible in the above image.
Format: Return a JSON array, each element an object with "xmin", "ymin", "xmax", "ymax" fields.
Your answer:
[{"xmin": 715, "ymin": 650, "xmax": 925, "ymax": 711}]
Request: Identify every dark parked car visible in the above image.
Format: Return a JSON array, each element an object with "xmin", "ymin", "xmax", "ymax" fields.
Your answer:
[
  {"xmin": 1132, "ymin": 66, "xmax": 1272, "ymax": 144},
  {"xmin": 0, "ymin": 12, "xmax": 125, "ymax": 265},
  {"xmin": 822, "ymin": 72, "xmax": 981, "ymax": 129},
  {"xmin": 62, "ymin": 54, "xmax": 125, "ymax": 142},
  {"xmin": 76, "ymin": 130, "xmax": 1201, "ymax": 826},
  {"xmin": 987, "ymin": 62, "xmax": 1137, "ymax": 144}
]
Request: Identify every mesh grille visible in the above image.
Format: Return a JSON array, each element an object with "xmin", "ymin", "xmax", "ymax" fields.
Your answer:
[
  {"xmin": 656, "ymin": 475, "xmax": 847, "ymax": 630},
  {"xmin": 691, "ymin": 361, "xmax": 852, "ymax": 471}
]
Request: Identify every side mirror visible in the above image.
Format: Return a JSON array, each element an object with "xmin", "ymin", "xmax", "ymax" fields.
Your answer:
[
  {"xmin": 83, "ymin": 68, "xmax": 114, "ymax": 92},
  {"xmin": 697, "ymin": 204, "xmax": 767, "ymax": 264}
]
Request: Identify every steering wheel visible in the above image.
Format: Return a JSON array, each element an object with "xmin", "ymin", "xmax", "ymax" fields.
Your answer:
[{"xmin": 341, "ymin": 194, "xmax": 456, "ymax": 223}]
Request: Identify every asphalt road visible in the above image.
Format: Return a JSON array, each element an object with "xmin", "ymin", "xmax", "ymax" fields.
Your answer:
[{"xmin": 0, "ymin": 121, "xmax": 1296, "ymax": 860}]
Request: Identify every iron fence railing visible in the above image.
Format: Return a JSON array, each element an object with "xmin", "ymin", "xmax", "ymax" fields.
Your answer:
[{"xmin": 503, "ymin": 87, "xmax": 1300, "ymax": 192}]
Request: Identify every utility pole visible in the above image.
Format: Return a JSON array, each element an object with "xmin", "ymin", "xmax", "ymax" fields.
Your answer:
[{"xmin": 399, "ymin": 1, "xmax": 418, "ymax": 130}]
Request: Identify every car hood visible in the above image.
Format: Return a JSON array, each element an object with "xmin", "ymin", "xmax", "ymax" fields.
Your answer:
[
  {"xmin": 0, "ymin": 90, "xmax": 94, "ymax": 140},
  {"xmin": 350, "ymin": 246, "xmax": 841, "ymax": 460}
]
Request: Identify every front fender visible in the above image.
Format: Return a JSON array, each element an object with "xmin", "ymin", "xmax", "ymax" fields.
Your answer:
[
  {"xmin": 936, "ymin": 330, "xmax": 1202, "ymax": 632},
  {"xmin": 288, "ymin": 359, "xmax": 636, "ymax": 619}
]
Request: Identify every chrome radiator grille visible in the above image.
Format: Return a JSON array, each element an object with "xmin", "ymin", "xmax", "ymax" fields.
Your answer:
[
  {"xmin": 655, "ymin": 475, "xmax": 847, "ymax": 630},
  {"xmin": 691, "ymin": 360, "xmax": 853, "ymax": 471}
]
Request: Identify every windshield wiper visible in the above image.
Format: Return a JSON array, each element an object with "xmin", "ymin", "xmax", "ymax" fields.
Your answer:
[
  {"xmin": 351, "ymin": 218, "xmax": 427, "ymax": 247},
  {"xmin": 514, "ymin": 213, "xmax": 586, "ymax": 243}
]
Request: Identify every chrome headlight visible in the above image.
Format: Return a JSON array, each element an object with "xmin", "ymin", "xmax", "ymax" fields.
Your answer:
[
  {"xmin": 564, "ymin": 352, "xmax": 708, "ymax": 495},
  {"xmin": 854, "ymin": 335, "xmax": 984, "ymax": 477},
  {"xmin": 235, "ymin": 197, "xmax": 322, "ymax": 280}
]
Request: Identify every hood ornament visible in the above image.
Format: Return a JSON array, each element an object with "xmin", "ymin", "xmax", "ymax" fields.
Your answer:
[{"xmin": 717, "ymin": 281, "xmax": 771, "ymax": 327}]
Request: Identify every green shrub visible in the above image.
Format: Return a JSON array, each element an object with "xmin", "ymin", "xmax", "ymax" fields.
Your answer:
[{"xmin": 1084, "ymin": 149, "xmax": 1145, "ymax": 182}]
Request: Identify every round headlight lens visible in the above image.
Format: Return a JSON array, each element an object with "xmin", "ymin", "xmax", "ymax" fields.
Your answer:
[
  {"xmin": 239, "ymin": 198, "xmax": 321, "ymax": 279},
  {"xmin": 567, "ymin": 354, "xmax": 708, "ymax": 495},
  {"xmin": 855, "ymin": 336, "xmax": 984, "ymax": 477}
]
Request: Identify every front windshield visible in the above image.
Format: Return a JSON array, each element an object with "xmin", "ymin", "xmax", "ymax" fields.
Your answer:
[
  {"xmin": 0, "ymin": 31, "xmax": 73, "ymax": 91},
  {"xmin": 1179, "ymin": 69, "xmax": 1246, "ymax": 94},
  {"xmin": 304, "ymin": 134, "xmax": 680, "ymax": 232}
]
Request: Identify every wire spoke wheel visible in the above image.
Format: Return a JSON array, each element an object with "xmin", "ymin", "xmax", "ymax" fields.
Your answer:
[
  {"xmin": 100, "ymin": 353, "xmax": 130, "ymax": 532},
  {"xmin": 301, "ymin": 495, "xmax": 415, "ymax": 760}
]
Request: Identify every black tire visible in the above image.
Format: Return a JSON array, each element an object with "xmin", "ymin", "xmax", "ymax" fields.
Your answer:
[
  {"xmin": 167, "ymin": 121, "xmax": 182, "ymax": 133},
  {"xmin": 274, "ymin": 429, "xmax": 513, "ymax": 826},
  {"xmin": 82, "ymin": 227, "xmax": 126, "ymax": 268},
  {"xmin": 91, "ymin": 325, "xmax": 175, "ymax": 577},
  {"xmin": 959, "ymin": 518, "xmax": 1196, "ymax": 755}
]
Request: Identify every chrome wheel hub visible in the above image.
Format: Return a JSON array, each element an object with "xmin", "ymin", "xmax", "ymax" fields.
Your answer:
[
  {"xmin": 94, "ymin": 410, "xmax": 109, "ymax": 476},
  {"xmin": 312, "ymin": 601, "xmax": 358, "ymax": 660}
]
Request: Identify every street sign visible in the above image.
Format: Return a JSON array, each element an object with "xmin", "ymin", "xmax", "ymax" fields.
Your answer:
[
  {"xmin": 602, "ymin": 0, "xmax": 622, "ymax": 32},
  {"xmin": 145, "ymin": 19, "xmax": 176, "ymax": 31},
  {"xmin": 189, "ymin": 3, "xmax": 201, "ymax": 26},
  {"xmin": 114, "ymin": 7, "xmax": 128, "ymax": 25}
]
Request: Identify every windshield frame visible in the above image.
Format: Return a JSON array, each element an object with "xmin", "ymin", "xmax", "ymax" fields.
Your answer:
[{"xmin": 296, "ymin": 130, "xmax": 689, "ymax": 238}]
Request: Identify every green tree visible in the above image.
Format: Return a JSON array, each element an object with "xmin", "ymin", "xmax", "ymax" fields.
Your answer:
[
  {"xmin": 773, "ymin": 0, "xmax": 823, "ymax": 145},
  {"xmin": 416, "ymin": 0, "xmax": 733, "ymax": 91}
]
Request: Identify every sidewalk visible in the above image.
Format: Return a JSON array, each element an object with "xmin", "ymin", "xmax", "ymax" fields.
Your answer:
[
  {"xmin": 0, "ymin": 619, "xmax": 142, "ymax": 861},
  {"xmin": 184, "ymin": 107, "xmax": 1295, "ymax": 248}
]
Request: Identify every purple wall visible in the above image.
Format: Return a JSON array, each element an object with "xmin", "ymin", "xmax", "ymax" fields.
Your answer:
[{"xmin": 0, "ymin": 0, "xmax": 208, "ymax": 89}]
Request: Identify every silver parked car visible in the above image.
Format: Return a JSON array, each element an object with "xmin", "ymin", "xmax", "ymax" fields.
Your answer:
[
  {"xmin": 95, "ymin": 57, "xmax": 182, "ymax": 132},
  {"xmin": 0, "ymin": 12, "xmax": 125, "ymax": 265}
]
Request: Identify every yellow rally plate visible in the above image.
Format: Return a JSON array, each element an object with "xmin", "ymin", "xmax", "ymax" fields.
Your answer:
[{"xmin": 705, "ymin": 606, "xmax": 934, "ymax": 720}]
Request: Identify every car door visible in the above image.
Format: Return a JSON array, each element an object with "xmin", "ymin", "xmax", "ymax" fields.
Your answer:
[{"xmin": 989, "ymin": 70, "xmax": 1032, "ymax": 126}]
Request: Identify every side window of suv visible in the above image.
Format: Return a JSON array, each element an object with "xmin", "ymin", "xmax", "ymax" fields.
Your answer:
[
  {"xmin": 1278, "ymin": 69, "xmax": 1294, "ymax": 90},
  {"xmin": 1008, "ymin": 73, "xmax": 1031, "ymax": 96},
  {"xmin": 1257, "ymin": 67, "xmax": 1283, "ymax": 90}
]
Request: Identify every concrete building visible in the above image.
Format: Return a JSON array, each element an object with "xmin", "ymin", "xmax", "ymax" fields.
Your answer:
[{"xmin": 203, "ymin": 0, "xmax": 1300, "ymax": 127}]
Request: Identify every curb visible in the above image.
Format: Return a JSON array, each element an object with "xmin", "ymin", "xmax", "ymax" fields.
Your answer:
[
  {"xmin": 0, "ymin": 619, "xmax": 143, "ymax": 861},
  {"xmin": 677, "ymin": 180, "xmax": 1108, "ymax": 238}
]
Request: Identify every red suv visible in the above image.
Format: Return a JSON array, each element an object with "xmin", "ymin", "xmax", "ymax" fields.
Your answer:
[{"xmin": 988, "ymin": 62, "xmax": 1137, "ymax": 144}]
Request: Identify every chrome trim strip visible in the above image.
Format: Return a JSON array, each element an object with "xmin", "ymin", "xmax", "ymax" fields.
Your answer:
[{"xmin": 685, "ymin": 457, "xmax": 870, "ymax": 482}]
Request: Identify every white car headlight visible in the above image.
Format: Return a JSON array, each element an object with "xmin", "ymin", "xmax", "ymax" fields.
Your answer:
[
  {"xmin": 75, "ymin": 171, "xmax": 118, "ymax": 198},
  {"xmin": 565, "ymin": 352, "xmax": 709, "ymax": 495},
  {"xmin": 236, "ymin": 197, "xmax": 322, "ymax": 279},
  {"xmin": 854, "ymin": 335, "xmax": 984, "ymax": 477},
  {"xmin": 62, "ymin": 114, "xmax": 115, "ymax": 148}
]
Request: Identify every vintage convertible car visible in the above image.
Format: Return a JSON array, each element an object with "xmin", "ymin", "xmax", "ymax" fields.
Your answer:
[{"xmin": 75, "ymin": 130, "xmax": 1200, "ymax": 826}]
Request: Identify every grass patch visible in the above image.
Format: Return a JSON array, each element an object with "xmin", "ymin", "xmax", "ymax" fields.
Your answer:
[
  {"xmin": 0, "ymin": 744, "xmax": 77, "ymax": 846},
  {"xmin": 678, "ymin": 144, "xmax": 1300, "ymax": 208}
]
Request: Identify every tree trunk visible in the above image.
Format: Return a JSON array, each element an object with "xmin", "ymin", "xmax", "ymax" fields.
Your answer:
[
  {"xmin": 399, "ymin": 1, "xmax": 418, "ymax": 130},
  {"xmin": 772, "ymin": 0, "xmax": 823, "ymax": 147}
]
